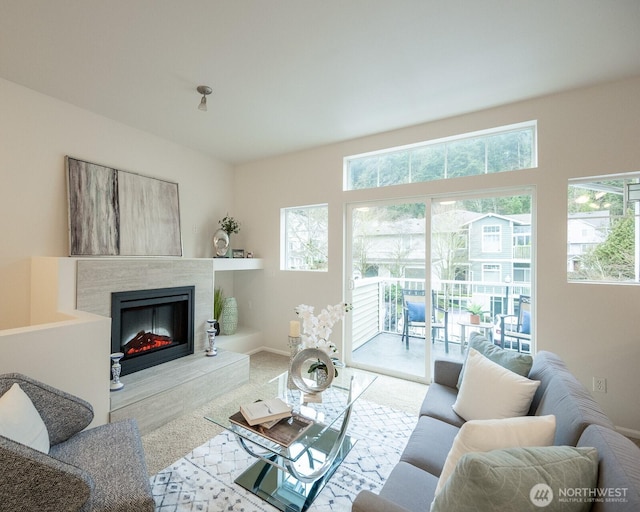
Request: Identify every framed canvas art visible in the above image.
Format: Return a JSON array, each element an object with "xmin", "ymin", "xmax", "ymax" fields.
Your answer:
[{"xmin": 66, "ymin": 157, "xmax": 182, "ymax": 256}]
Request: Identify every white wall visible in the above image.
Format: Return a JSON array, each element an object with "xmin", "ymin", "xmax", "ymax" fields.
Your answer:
[
  {"xmin": 0, "ymin": 78, "xmax": 233, "ymax": 411},
  {"xmin": 0, "ymin": 77, "xmax": 233, "ymax": 329},
  {"xmin": 1, "ymin": 73, "xmax": 639, "ymax": 434},
  {"xmin": 234, "ymin": 76, "xmax": 640, "ymax": 434}
]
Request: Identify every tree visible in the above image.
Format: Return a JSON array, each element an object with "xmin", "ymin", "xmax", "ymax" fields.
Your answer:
[{"xmin": 579, "ymin": 213, "xmax": 635, "ymax": 280}]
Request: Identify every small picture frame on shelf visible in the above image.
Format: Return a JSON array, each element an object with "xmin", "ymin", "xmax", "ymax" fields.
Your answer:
[{"xmin": 232, "ymin": 249, "xmax": 245, "ymax": 258}]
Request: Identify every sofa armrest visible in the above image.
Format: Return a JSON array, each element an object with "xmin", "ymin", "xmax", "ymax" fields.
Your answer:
[
  {"xmin": 0, "ymin": 373, "xmax": 94, "ymax": 445},
  {"xmin": 0, "ymin": 434, "xmax": 94, "ymax": 511},
  {"xmin": 433, "ymin": 359, "xmax": 463, "ymax": 388},
  {"xmin": 352, "ymin": 490, "xmax": 412, "ymax": 512}
]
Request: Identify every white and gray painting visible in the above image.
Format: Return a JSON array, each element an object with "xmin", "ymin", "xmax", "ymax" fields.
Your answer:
[{"xmin": 67, "ymin": 157, "xmax": 182, "ymax": 256}]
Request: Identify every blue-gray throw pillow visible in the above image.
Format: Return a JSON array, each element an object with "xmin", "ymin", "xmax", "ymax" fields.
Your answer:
[
  {"xmin": 456, "ymin": 332, "xmax": 533, "ymax": 389},
  {"xmin": 430, "ymin": 446, "xmax": 599, "ymax": 512},
  {"xmin": 520, "ymin": 310, "xmax": 531, "ymax": 334},
  {"xmin": 407, "ymin": 301, "xmax": 425, "ymax": 322}
]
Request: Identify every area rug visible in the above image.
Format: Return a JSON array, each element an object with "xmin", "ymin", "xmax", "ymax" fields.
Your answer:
[{"xmin": 150, "ymin": 399, "xmax": 417, "ymax": 511}]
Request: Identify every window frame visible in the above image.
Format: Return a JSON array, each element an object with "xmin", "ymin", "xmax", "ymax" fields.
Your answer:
[
  {"xmin": 482, "ymin": 225, "xmax": 502, "ymax": 253},
  {"xmin": 344, "ymin": 121, "xmax": 537, "ymax": 191},
  {"xmin": 567, "ymin": 173, "xmax": 640, "ymax": 284},
  {"xmin": 280, "ymin": 203, "xmax": 329, "ymax": 272}
]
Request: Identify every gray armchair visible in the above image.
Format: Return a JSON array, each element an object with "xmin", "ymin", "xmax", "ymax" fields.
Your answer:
[{"xmin": 0, "ymin": 373, "xmax": 154, "ymax": 512}]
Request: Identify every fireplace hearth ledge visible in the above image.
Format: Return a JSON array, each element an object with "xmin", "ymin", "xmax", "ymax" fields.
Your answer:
[{"xmin": 109, "ymin": 349, "xmax": 249, "ymax": 435}]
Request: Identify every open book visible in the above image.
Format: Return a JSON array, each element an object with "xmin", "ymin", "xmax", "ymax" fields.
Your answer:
[
  {"xmin": 229, "ymin": 411, "xmax": 314, "ymax": 448},
  {"xmin": 240, "ymin": 398, "xmax": 292, "ymax": 426}
]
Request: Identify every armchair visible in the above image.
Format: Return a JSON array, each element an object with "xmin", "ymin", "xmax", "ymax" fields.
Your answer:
[{"xmin": 0, "ymin": 373, "xmax": 154, "ymax": 512}]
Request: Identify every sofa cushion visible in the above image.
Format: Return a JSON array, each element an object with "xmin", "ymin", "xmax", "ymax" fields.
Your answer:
[
  {"xmin": 431, "ymin": 446, "xmax": 599, "ymax": 512},
  {"xmin": 400, "ymin": 416, "xmax": 460, "ymax": 477},
  {"xmin": 577, "ymin": 424, "xmax": 640, "ymax": 512},
  {"xmin": 535, "ymin": 373, "xmax": 614, "ymax": 446},
  {"xmin": 456, "ymin": 332, "xmax": 533, "ymax": 389},
  {"xmin": 0, "ymin": 383, "xmax": 50, "ymax": 453},
  {"xmin": 0, "ymin": 435, "xmax": 93, "ymax": 512},
  {"xmin": 452, "ymin": 348, "xmax": 540, "ymax": 421},
  {"xmin": 527, "ymin": 350, "xmax": 568, "ymax": 414},
  {"xmin": 0, "ymin": 373, "xmax": 93, "ymax": 446},
  {"xmin": 436, "ymin": 414, "xmax": 556, "ymax": 494},
  {"xmin": 50, "ymin": 419, "xmax": 154, "ymax": 511},
  {"xmin": 379, "ymin": 461, "xmax": 439, "ymax": 512},
  {"xmin": 419, "ymin": 382, "xmax": 465, "ymax": 428}
]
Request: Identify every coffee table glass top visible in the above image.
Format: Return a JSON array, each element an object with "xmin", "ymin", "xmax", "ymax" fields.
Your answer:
[{"xmin": 204, "ymin": 367, "xmax": 376, "ymax": 462}]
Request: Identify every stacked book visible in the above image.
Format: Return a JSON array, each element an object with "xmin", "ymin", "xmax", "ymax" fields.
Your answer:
[
  {"xmin": 229, "ymin": 398, "xmax": 313, "ymax": 447},
  {"xmin": 239, "ymin": 398, "xmax": 293, "ymax": 426}
]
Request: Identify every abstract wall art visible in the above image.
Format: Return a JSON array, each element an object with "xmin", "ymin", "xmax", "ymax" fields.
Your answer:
[{"xmin": 66, "ymin": 157, "xmax": 182, "ymax": 256}]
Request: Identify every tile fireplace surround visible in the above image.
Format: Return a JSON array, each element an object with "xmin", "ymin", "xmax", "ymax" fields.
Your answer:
[
  {"xmin": 2, "ymin": 257, "xmax": 251, "ymax": 428},
  {"xmin": 72, "ymin": 257, "xmax": 250, "ymax": 433}
]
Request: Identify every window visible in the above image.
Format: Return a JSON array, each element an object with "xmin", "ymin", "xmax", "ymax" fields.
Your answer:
[
  {"xmin": 568, "ymin": 173, "xmax": 640, "ymax": 283},
  {"xmin": 482, "ymin": 225, "xmax": 501, "ymax": 253},
  {"xmin": 513, "ymin": 225, "xmax": 531, "ymax": 259},
  {"xmin": 344, "ymin": 121, "xmax": 536, "ymax": 190},
  {"xmin": 281, "ymin": 204, "xmax": 328, "ymax": 271},
  {"xmin": 482, "ymin": 264, "xmax": 500, "ymax": 282},
  {"xmin": 513, "ymin": 263, "xmax": 531, "ymax": 283}
]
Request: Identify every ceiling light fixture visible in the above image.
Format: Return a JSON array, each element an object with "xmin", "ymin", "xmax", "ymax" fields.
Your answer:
[{"xmin": 197, "ymin": 85, "xmax": 212, "ymax": 111}]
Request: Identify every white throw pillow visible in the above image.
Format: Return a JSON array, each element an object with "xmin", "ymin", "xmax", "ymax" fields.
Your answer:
[
  {"xmin": 452, "ymin": 348, "xmax": 541, "ymax": 421},
  {"xmin": 435, "ymin": 414, "xmax": 556, "ymax": 494},
  {"xmin": 0, "ymin": 383, "xmax": 50, "ymax": 453}
]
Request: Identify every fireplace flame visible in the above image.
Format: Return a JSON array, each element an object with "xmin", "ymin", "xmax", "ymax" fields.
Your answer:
[{"xmin": 123, "ymin": 330, "xmax": 174, "ymax": 356}]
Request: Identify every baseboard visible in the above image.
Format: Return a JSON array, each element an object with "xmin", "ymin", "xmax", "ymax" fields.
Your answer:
[{"xmin": 248, "ymin": 346, "xmax": 289, "ymax": 357}]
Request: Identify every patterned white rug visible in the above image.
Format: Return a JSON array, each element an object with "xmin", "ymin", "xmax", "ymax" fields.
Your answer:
[{"xmin": 150, "ymin": 399, "xmax": 416, "ymax": 511}]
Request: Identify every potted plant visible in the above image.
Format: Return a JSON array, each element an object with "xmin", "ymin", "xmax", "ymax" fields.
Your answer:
[
  {"xmin": 213, "ymin": 287, "xmax": 225, "ymax": 335},
  {"xmin": 307, "ymin": 359, "xmax": 338, "ymax": 384},
  {"xmin": 218, "ymin": 215, "xmax": 240, "ymax": 235},
  {"xmin": 464, "ymin": 303, "xmax": 487, "ymax": 325}
]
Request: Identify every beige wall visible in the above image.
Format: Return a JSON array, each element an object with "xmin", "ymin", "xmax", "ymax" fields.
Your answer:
[
  {"xmin": 0, "ymin": 78, "xmax": 232, "ymax": 413},
  {"xmin": 234, "ymin": 76, "xmax": 640, "ymax": 433},
  {"xmin": 0, "ymin": 77, "xmax": 233, "ymax": 329},
  {"xmin": 1, "ymin": 73, "xmax": 639, "ymax": 434}
]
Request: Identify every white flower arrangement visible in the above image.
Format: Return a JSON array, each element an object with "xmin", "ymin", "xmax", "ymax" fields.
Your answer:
[{"xmin": 295, "ymin": 302, "xmax": 353, "ymax": 356}]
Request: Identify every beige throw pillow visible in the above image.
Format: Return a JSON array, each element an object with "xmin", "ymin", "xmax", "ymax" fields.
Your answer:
[
  {"xmin": 452, "ymin": 348, "xmax": 540, "ymax": 421},
  {"xmin": 435, "ymin": 414, "xmax": 556, "ymax": 494}
]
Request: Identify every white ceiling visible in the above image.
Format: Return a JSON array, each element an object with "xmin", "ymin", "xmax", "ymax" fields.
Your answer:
[{"xmin": 1, "ymin": 1, "xmax": 640, "ymax": 165}]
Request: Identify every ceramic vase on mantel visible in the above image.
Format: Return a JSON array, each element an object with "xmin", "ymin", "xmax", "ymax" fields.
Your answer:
[{"xmin": 220, "ymin": 297, "xmax": 238, "ymax": 335}]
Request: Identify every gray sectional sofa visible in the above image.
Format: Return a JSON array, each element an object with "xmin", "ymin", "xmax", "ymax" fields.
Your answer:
[
  {"xmin": 352, "ymin": 335, "xmax": 640, "ymax": 511},
  {"xmin": 0, "ymin": 373, "xmax": 154, "ymax": 512}
]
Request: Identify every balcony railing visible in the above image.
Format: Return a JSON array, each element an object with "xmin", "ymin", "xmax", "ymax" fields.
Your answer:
[
  {"xmin": 351, "ymin": 277, "xmax": 531, "ymax": 350},
  {"xmin": 513, "ymin": 245, "xmax": 531, "ymax": 259}
]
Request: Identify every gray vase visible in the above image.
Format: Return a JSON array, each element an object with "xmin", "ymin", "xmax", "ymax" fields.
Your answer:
[{"xmin": 220, "ymin": 297, "xmax": 238, "ymax": 335}]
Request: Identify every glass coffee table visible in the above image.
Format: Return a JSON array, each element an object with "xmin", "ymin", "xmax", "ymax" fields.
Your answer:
[{"xmin": 205, "ymin": 367, "xmax": 376, "ymax": 512}]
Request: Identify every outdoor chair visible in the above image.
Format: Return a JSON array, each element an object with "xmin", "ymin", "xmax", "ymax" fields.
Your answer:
[
  {"xmin": 401, "ymin": 289, "xmax": 425, "ymax": 349},
  {"xmin": 0, "ymin": 373, "xmax": 155, "ymax": 512},
  {"xmin": 497, "ymin": 295, "xmax": 531, "ymax": 352},
  {"xmin": 431, "ymin": 290, "xmax": 450, "ymax": 354},
  {"xmin": 401, "ymin": 289, "xmax": 449, "ymax": 353}
]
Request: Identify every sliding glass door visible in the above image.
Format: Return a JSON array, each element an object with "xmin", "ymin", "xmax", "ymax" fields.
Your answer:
[
  {"xmin": 345, "ymin": 190, "xmax": 533, "ymax": 382},
  {"xmin": 346, "ymin": 200, "xmax": 427, "ymax": 380}
]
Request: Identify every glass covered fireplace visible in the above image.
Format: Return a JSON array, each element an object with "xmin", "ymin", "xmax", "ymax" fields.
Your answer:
[{"xmin": 111, "ymin": 286, "xmax": 195, "ymax": 376}]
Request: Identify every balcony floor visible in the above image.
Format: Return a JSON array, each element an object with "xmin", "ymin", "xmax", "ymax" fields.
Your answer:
[{"xmin": 351, "ymin": 331, "xmax": 465, "ymax": 380}]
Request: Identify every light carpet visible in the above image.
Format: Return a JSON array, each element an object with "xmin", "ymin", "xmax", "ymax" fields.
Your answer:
[{"xmin": 150, "ymin": 399, "xmax": 416, "ymax": 511}]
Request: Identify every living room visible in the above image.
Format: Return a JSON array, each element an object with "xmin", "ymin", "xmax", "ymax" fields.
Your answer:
[{"xmin": 1, "ymin": 2, "xmax": 640, "ymax": 510}]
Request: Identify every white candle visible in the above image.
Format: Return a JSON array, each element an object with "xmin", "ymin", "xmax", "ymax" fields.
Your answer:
[{"xmin": 289, "ymin": 320, "xmax": 300, "ymax": 338}]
